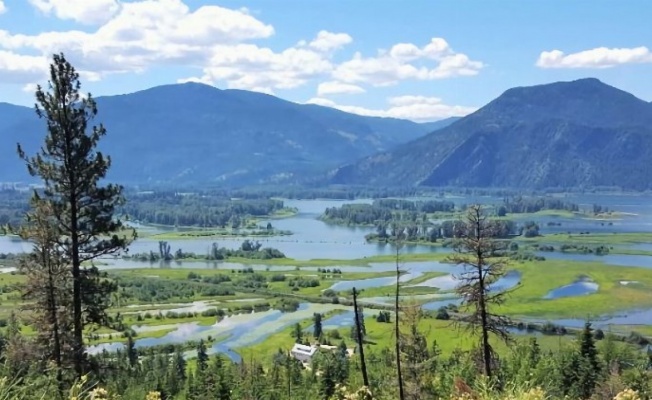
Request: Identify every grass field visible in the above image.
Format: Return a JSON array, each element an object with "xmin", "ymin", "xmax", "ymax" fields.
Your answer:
[
  {"xmin": 519, "ymin": 232, "xmax": 652, "ymax": 246},
  {"xmin": 500, "ymin": 259, "xmax": 652, "ymax": 318},
  {"xmin": 237, "ymin": 313, "xmax": 574, "ymax": 366}
]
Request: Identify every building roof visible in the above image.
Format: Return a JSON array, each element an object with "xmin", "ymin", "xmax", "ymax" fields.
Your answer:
[{"xmin": 291, "ymin": 343, "xmax": 317, "ymax": 356}]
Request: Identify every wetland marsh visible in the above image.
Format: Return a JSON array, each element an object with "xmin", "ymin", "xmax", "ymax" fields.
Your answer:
[{"xmin": 3, "ymin": 194, "xmax": 652, "ymax": 361}]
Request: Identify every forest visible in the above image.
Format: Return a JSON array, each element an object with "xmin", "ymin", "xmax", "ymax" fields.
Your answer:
[{"xmin": 120, "ymin": 192, "xmax": 289, "ymax": 228}]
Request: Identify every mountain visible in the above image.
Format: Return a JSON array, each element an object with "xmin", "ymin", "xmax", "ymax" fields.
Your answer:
[
  {"xmin": 420, "ymin": 117, "xmax": 462, "ymax": 132},
  {"xmin": 0, "ymin": 83, "xmax": 448, "ymax": 186},
  {"xmin": 329, "ymin": 78, "xmax": 652, "ymax": 190}
]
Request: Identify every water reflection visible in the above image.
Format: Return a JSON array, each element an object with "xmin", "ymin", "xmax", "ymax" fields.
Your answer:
[{"xmin": 543, "ymin": 277, "xmax": 598, "ymax": 299}]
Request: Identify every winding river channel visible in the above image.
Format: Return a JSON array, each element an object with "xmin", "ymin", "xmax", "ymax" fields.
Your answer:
[{"xmin": 3, "ymin": 193, "xmax": 652, "ymax": 360}]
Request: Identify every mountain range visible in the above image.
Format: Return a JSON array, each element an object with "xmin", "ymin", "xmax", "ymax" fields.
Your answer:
[
  {"xmin": 329, "ymin": 78, "xmax": 652, "ymax": 190},
  {"xmin": 0, "ymin": 83, "xmax": 453, "ymax": 186},
  {"xmin": 2, "ymin": 78, "xmax": 652, "ymax": 190}
]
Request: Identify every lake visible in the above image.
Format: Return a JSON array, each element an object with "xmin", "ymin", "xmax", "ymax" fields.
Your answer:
[{"xmin": 4, "ymin": 195, "xmax": 652, "ymax": 264}]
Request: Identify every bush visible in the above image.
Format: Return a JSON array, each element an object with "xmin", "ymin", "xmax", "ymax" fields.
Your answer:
[{"xmin": 435, "ymin": 307, "xmax": 450, "ymax": 320}]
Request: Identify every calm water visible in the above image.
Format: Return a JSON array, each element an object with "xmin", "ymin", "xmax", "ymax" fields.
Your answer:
[
  {"xmin": 88, "ymin": 303, "xmax": 347, "ymax": 361},
  {"xmin": 538, "ymin": 252, "xmax": 652, "ymax": 269},
  {"xmin": 543, "ymin": 278, "xmax": 599, "ymax": 299},
  {"xmin": 528, "ymin": 308, "xmax": 652, "ymax": 328},
  {"xmin": 3, "ymin": 195, "xmax": 652, "ymax": 264}
]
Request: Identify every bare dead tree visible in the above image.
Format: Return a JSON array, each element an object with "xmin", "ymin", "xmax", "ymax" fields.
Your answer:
[
  {"xmin": 447, "ymin": 204, "xmax": 514, "ymax": 379},
  {"xmin": 394, "ymin": 232, "xmax": 406, "ymax": 400},
  {"xmin": 352, "ymin": 288, "xmax": 370, "ymax": 388}
]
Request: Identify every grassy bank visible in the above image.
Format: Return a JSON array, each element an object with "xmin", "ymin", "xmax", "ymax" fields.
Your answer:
[{"xmin": 501, "ymin": 259, "xmax": 652, "ymax": 318}]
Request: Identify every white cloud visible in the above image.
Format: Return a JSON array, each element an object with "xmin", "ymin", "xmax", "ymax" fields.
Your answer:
[
  {"xmin": 29, "ymin": 0, "xmax": 121, "ymax": 25},
  {"xmin": 536, "ymin": 46, "xmax": 652, "ymax": 69},
  {"xmin": 0, "ymin": 0, "xmax": 276, "ymax": 83},
  {"xmin": 0, "ymin": 1, "xmax": 481, "ymax": 97},
  {"xmin": 317, "ymin": 81, "xmax": 365, "ymax": 96},
  {"xmin": 306, "ymin": 95, "xmax": 476, "ymax": 122},
  {"xmin": 198, "ymin": 44, "xmax": 333, "ymax": 93},
  {"xmin": 308, "ymin": 30, "xmax": 352, "ymax": 52},
  {"xmin": 22, "ymin": 83, "xmax": 39, "ymax": 93},
  {"xmin": 0, "ymin": 51, "xmax": 48, "ymax": 83},
  {"xmin": 0, "ymin": 1, "xmax": 6, "ymax": 15},
  {"xmin": 333, "ymin": 38, "xmax": 483, "ymax": 86},
  {"xmin": 177, "ymin": 76, "xmax": 213, "ymax": 85}
]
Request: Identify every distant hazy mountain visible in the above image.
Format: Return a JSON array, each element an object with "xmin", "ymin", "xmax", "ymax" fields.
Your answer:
[
  {"xmin": 0, "ymin": 83, "xmax": 449, "ymax": 185},
  {"xmin": 329, "ymin": 78, "xmax": 652, "ymax": 190}
]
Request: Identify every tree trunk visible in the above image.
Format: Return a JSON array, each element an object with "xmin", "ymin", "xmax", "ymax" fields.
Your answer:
[
  {"xmin": 70, "ymin": 189, "xmax": 83, "ymax": 377},
  {"xmin": 395, "ymin": 246, "xmax": 405, "ymax": 400},
  {"xmin": 46, "ymin": 253, "xmax": 64, "ymax": 391},
  {"xmin": 475, "ymin": 211, "xmax": 492, "ymax": 378},
  {"xmin": 352, "ymin": 288, "xmax": 369, "ymax": 388}
]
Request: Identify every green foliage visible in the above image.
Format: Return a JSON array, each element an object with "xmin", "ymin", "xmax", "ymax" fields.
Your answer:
[
  {"xmin": 17, "ymin": 53, "xmax": 132, "ymax": 377},
  {"xmin": 121, "ymin": 192, "xmax": 287, "ymax": 228}
]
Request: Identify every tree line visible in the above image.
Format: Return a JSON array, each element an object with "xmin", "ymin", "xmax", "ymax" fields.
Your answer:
[
  {"xmin": 126, "ymin": 240, "xmax": 286, "ymax": 262},
  {"xmin": 321, "ymin": 199, "xmax": 456, "ymax": 226},
  {"xmin": 497, "ymin": 196, "xmax": 580, "ymax": 215},
  {"xmin": 120, "ymin": 192, "xmax": 287, "ymax": 228}
]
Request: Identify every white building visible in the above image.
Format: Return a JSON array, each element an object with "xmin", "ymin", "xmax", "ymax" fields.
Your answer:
[{"xmin": 290, "ymin": 343, "xmax": 318, "ymax": 363}]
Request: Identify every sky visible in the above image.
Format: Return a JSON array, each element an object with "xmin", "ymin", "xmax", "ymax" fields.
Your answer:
[{"xmin": 0, "ymin": 0, "xmax": 651, "ymax": 122}]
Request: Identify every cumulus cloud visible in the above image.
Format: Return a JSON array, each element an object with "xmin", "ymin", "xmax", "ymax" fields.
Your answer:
[
  {"xmin": 29, "ymin": 0, "xmax": 121, "ymax": 25},
  {"xmin": 0, "ymin": 0, "xmax": 275, "ymax": 83},
  {"xmin": 0, "ymin": 51, "xmax": 48, "ymax": 83},
  {"xmin": 333, "ymin": 38, "xmax": 483, "ymax": 86},
  {"xmin": 22, "ymin": 83, "xmax": 39, "ymax": 93},
  {"xmin": 317, "ymin": 81, "xmax": 365, "ymax": 96},
  {"xmin": 306, "ymin": 95, "xmax": 476, "ymax": 122},
  {"xmin": 0, "ymin": 1, "xmax": 482, "ymax": 96},
  {"xmin": 0, "ymin": 1, "xmax": 6, "ymax": 14},
  {"xmin": 308, "ymin": 30, "xmax": 352, "ymax": 52},
  {"xmin": 197, "ymin": 44, "xmax": 333, "ymax": 93},
  {"xmin": 536, "ymin": 46, "xmax": 652, "ymax": 69}
]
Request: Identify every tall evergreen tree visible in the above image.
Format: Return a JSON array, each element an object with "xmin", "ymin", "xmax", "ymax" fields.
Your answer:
[
  {"xmin": 292, "ymin": 323, "xmax": 303, "ymax": 344},
  {"xmin": 126, "ymin": 333, "xmax": 138, "ymax": 369},
  {"xmin": 17, "ymin": 53, "xmax": 132, "ymax": 377},
  {"xmin": 313, "ymin": 313, "xmax": 323, "ymax": 340},
  {"xmin": 577, "ymin": 321, "xmax": 601, "ymax": 399},
  {"xmin": 196, "ymin": 339, "xmax": 209, "ymax": 371}
]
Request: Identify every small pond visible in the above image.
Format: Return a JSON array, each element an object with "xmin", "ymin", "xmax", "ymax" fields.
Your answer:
[{"xmin": 543, "ymin": 277, "xmax": 598, "ymax": 299}]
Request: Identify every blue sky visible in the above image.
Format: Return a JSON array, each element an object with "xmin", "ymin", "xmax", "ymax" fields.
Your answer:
[{"xmin": 0, "ymin": 0, "xmax": 651, "ymax": 121}]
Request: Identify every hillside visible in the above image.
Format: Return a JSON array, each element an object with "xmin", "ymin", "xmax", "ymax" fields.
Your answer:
[
  {"xmin": 0, "ymin": 83, "xmax": 451, "ymax": 186},
  {"xmin": 329, "ymin": 78, "xmax": 652, "ymax": 190}
]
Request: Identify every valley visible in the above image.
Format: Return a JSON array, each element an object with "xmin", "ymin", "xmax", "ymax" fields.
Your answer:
[{"xmin": 2, "ymin": 193, "xmax": 652, "ymax": 366}]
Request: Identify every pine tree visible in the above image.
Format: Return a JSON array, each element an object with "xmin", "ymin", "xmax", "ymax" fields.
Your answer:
[
  {"xmin": 17, "ymin": 199, "xmax": 74, "ymax": 388},
  {"xmin": 196, "ymin": 339, "xmax": 209, "ymax": 371},
  {"xmin": 292, "ymin": 323, "xmax": 303, "ymax": 344},
  {"xmin": 580, "ymin": 321, "xmax": 600, "ymax": 372},
  {"xmin": 313, "ymin": 313, "xmax": 323, "ymax": 340},
  {"xmin": 447, "ymin": 205, "xmax": 513, "ymax": 378},
  {"xmin": 17, "ymin": 53, "xmax": 132, "ymax": 377},
  {"xmin": 577, "ymin": 321, "xmax": 601, "ymax": 399},
  {"xmin": 126, "ymin": 333, "xmax": 138, "ymax": 368}
]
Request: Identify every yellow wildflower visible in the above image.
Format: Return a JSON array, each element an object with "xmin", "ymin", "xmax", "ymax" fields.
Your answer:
[
  {"xmin": 614, "ymin": 389, "xmax": 640, "ymax": 400},
  {"xmin": 90, "ymin": 387, "xmax": 110, "ymax": 400},
  {"xmin": 145, "ymin": 391, "xmax": 162, "ymax": 400}
]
